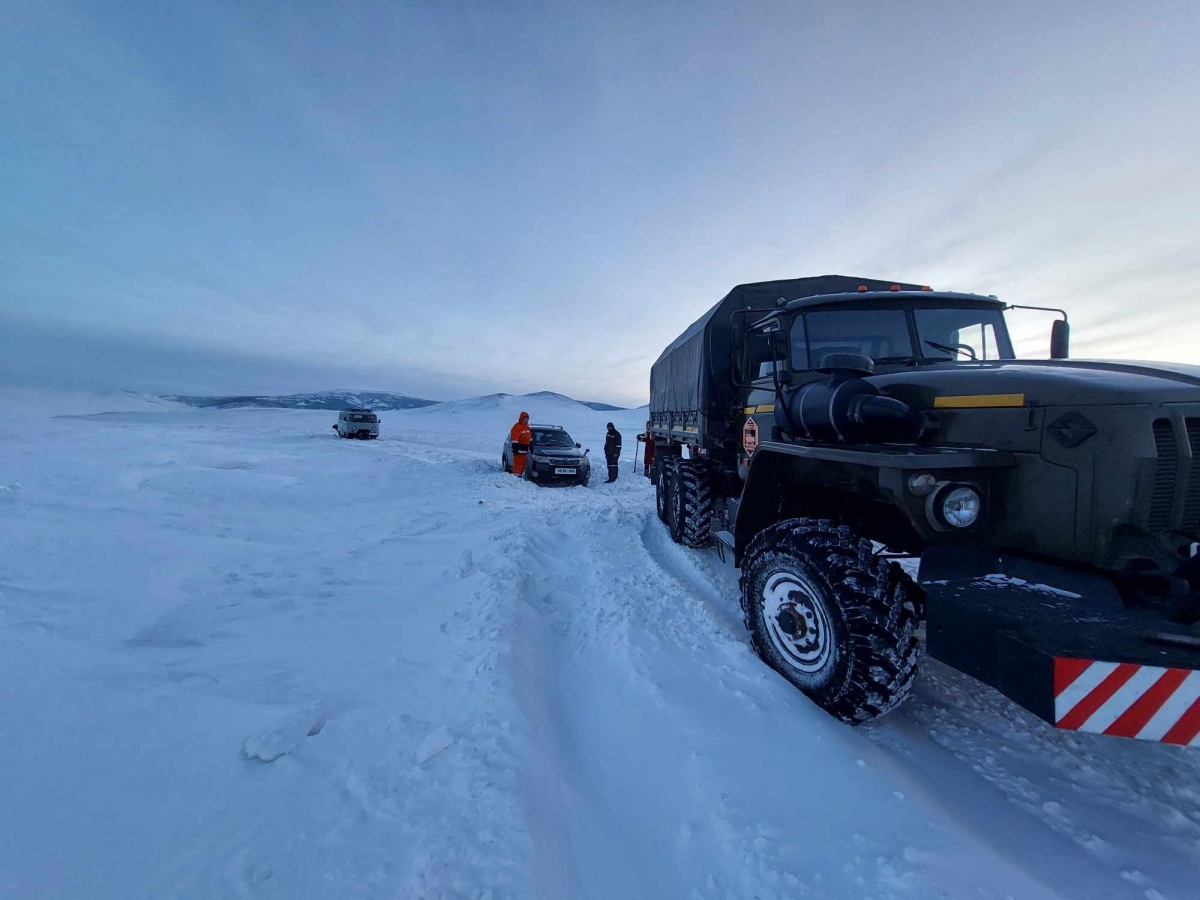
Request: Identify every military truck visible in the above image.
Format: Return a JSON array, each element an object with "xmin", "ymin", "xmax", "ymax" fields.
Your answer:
[{"xmin": 650, "ymin": 275, "xmax": 1200, "ymax": 744}]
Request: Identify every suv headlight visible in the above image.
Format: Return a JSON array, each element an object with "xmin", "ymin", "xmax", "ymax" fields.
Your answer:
[{"xmin": 532, "ymin": 454, "xmax": 552, "ymax": 463}]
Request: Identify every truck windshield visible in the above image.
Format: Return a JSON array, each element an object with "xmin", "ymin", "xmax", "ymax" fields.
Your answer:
[
  {"xmin": 532, "ymin": 430, "xmax": 574, "ymax": 447},
  {"xmin": 792, "ymin": 308, "xmax": 913, "ymax": 369},
  {"xmin": 914, "ymin": 308, "xmax": 1014, "ymax": 360}
]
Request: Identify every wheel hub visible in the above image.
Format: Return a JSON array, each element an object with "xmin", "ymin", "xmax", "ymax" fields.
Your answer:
[
  {"xmin": 762, "ymin": 571, "xmax": 833, "ymax": 674},
  {"xmin": 776, "ymin": 606, "xmax": 809, "ymax": 640}
]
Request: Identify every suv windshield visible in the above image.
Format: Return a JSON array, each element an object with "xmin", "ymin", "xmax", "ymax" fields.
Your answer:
[
  {"xmin": 792, "ymin": 308, "xmax": 913, "ymax": 368},
  {"xmin": 914, "ymin": 308, "xmax": 1014, "ymax": 360},
  {"xmin": 532, "ymin": 430, "xmax": 575, "ymax": 447}
]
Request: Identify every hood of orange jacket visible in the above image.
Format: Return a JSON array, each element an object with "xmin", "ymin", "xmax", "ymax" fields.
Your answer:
[{"xmin": 510, "ymin": 412, "xmax": 532, "ymax": 444}]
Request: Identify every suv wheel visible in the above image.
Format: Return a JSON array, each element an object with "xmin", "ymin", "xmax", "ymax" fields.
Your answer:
[
  {"xmin": 740, "ymin": 518, "xmax": 921, "ymax": 723},
  {"xmin": 667, "ymin": 459, "xmax": 713, "ymax": 548}
]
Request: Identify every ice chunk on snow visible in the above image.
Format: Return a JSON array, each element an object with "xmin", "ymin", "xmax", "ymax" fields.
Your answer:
[
  {"xmin": 457, "ymin": 549, "xmax": 475, "ymax": 578},
  {"xmin": 242, "ymin": 707, "xmax": 324, "ymax": 763},
  {"xmin": 416, "ymin": 725, "xmax": 454, "ymax": 763}
]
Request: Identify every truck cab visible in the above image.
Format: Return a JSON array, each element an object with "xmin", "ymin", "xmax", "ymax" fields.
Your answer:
[{"xmin": 738, "ymin": 289, "xmax": 1015, "ymax": 462}]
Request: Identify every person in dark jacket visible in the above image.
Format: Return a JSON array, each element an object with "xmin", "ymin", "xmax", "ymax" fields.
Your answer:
[{"xmin": 604, "ymin": 422, "xmax": 622, "ymax": 483}]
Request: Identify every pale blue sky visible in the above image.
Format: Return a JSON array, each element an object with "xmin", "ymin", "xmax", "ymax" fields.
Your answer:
[{"xmin": 2, "ymin": 0, "xmax": 1197, "ymax": 405}]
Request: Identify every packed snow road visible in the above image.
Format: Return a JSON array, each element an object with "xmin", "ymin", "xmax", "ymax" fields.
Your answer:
[{"xmin": 2, "ymin": 391, "xmax": 1199, "ymax": 899}]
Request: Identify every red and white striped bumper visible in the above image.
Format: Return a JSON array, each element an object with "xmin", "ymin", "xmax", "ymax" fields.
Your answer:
[{"xmin": 1054, "ymin": 657, "xmax": 1200, "ymax": 744}]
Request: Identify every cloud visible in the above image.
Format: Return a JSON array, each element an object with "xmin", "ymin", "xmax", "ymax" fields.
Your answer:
[
  {"xmin": 0, "ymin": 312, "xmax": 499, "ymax": 401},
  {"xmin": 1, "ymin": 0, "xmax": 1197, "ymax": 407}
]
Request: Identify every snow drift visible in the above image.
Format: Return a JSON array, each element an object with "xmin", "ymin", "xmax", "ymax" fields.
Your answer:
[{"xmin": 0, "ymin": 390, "xmax": 1197, "ymax": 899}]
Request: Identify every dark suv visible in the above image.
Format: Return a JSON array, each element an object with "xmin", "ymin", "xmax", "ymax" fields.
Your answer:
[{"xmin": 503, "ymin": 425, "xmax": 591, "ymax": 486}]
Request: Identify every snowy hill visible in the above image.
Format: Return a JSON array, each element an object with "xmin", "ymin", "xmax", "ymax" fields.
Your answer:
[
  {"xmin": 160, "ymin": 389, "xmax": 438, "ymax": 411},
  {"xmin": 580, "ymin": 400, "xmax": 626, "ymax": 411},
  {"xmin": 1, "ymin": 387, "xmax": 190, "ymax": 420},
  {"xmin": 518, "ymin": 390, "xmax": 627, "ymax": 411},
  {"xmin": 405, "ymin": 391, "xmax": 644, "ymax": 460}
]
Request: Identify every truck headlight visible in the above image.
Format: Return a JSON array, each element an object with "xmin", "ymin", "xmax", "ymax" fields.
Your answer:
[{"xmin": 939, "ymin": 485, "xmax": 981, "ymax": 528}]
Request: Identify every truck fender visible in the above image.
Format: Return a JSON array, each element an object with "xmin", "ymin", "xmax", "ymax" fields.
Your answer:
[
  {"xmin": 732, "ymin": 447, "xmax": 792, "ymax": 558},
  {"xmin": 732, "ymin": 441, "xmax": 1017, "ymax": 558}
]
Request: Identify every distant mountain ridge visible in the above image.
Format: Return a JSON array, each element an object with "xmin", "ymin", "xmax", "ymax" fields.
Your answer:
[
  {"xmin": 158, "ymin": 389, "xmax": 628, "ymax": 412},
  {"xmin": 160, "ymin": 390, "xmax": 438, "ymax": 411}
]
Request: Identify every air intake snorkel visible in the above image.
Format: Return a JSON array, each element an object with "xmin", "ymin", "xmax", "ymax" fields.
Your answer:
[{"xmin": 774, "ymin": 353, "xmax": 928, "ymax": 444}]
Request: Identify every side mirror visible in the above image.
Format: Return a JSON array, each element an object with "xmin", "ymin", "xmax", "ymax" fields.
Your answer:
[
  {"xmin": 584, "ymin": 448, "xmax": 590, "ymax": 455},
  {"xmin": 332, "ymin": 425, "xmax": 337, "ymax": 430},
  {"xmin": 576, "ymin": 442, "xmax": 582, "ymax": 448},
  {"xmin": 1050, "ymin": 319, "xmax": 1070, "ymax": 359}
]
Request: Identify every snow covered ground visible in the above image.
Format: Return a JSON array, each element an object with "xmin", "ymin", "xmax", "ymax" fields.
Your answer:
[{"xmin": 2, "ymin": 390, "xmax": 1198, "ymax": 900}]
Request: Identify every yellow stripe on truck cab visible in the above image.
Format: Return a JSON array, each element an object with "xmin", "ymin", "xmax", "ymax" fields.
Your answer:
[
  {"xmin": 933, "ymin": 393, "xmax": 1026, "ymax": 409},
  {"xmin": 742, "ymin": 404, "xmax": 776, "ymax": 415}
]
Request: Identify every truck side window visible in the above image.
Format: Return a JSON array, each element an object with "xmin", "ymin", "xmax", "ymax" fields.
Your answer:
[
  {"xmin": 745, "ymin": 331, "xmax": 776, "ymax": 381},
  {"xmin": 805, "ymin": 308, "xmax": 913, "ymax": 364},
  {"xmin": 790, "ymin": 317, "xmax": 810, "ymax": 370}
]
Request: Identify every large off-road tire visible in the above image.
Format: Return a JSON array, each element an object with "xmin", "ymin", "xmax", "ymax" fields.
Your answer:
[
  {"xmin": 740, "ymin": 518, "xmax": 921, "ymax": 723},
  {"xmin": 667, "ymin": 460, "xmax": 713, "ymax": 548},
  {"xmin": 655, "ymin": 456, "xmax": 677, "ymax": 524}
]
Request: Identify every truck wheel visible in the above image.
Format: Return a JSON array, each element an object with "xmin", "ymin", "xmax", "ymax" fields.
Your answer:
[
  {"xmin": 655, "ymin": 456, "xmax": 676, "ymax": 523},
  {"xmin": 740, "ymin": 518, "xmax": 921, "ymax": 723},
  {"xmin": 668, "ymin": 460, "xmax": 713, "ymax": 548}
]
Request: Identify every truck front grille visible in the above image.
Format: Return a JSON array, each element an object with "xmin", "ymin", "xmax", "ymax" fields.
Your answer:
[
  {"xmin": 1149, "ymin": 418, "xmax": 1177, "ymax": 532},
  {"xmin": 1184, "ymin": 418, "xmax": 1200, "ymax": 531}
]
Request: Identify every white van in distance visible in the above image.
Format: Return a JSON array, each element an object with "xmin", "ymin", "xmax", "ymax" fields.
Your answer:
[{"xmin": 333, "ymin": 408, "xmax": 380, "ymax": 439}]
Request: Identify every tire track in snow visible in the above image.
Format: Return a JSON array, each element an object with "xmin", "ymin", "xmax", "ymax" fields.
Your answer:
[
  {"xmin": 499, "ymin": 486, "xmax": 1063, "ymax": 900},
  {"xmin": 504, "ymin": 496, "xmax": 785, "ymax": 898}
]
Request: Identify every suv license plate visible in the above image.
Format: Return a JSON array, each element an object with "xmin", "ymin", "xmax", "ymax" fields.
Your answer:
[{"xmin": 554, "ymin": 467, "xmax": 576, "ymax": 475}]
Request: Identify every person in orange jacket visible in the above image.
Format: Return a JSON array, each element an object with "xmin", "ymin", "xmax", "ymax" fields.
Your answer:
[{"xmin": 509, "ymin": 411, "xmax": 532, "ymax": 476}]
